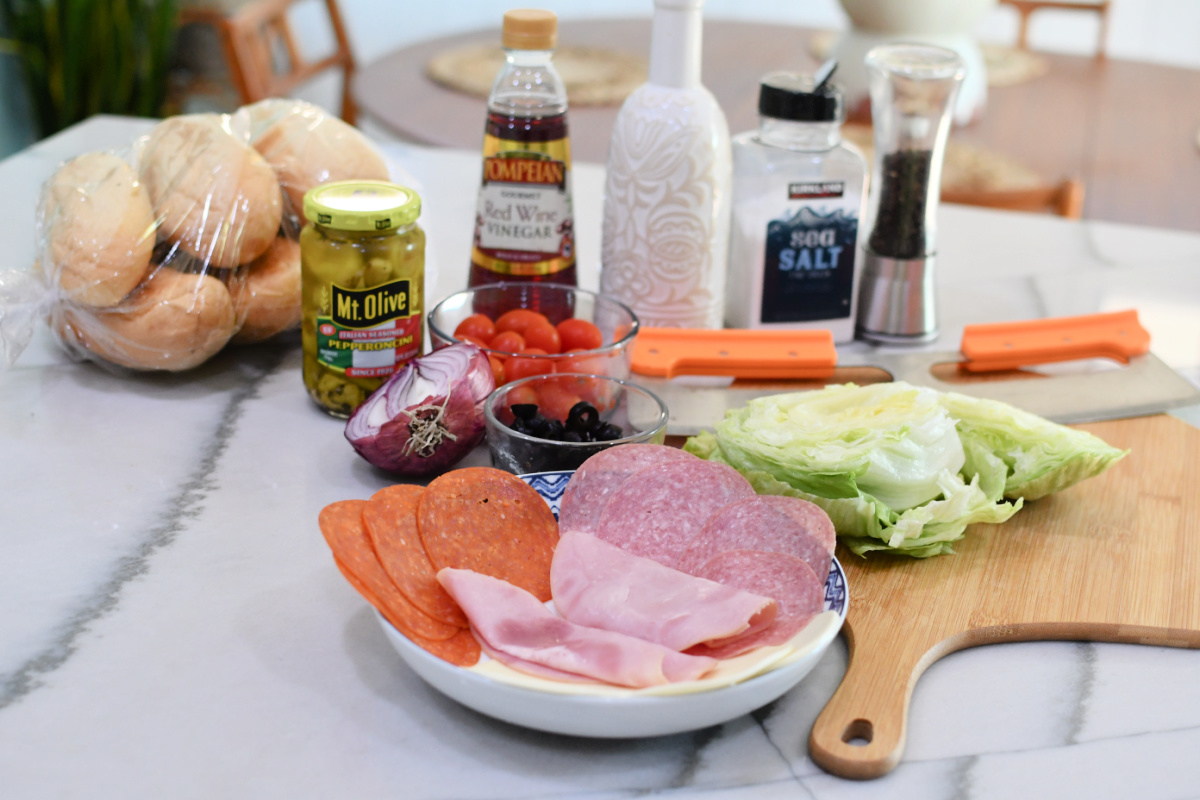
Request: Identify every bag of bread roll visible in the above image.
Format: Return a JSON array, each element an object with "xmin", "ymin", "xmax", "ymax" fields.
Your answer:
[{"xmin": 1, "ymin": 101, "xmax": 395, "ymax": 372}]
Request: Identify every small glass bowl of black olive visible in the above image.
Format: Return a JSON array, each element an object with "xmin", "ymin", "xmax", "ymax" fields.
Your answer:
[{"xmin": 483, "ymin": 373, "xmax": 669, "ymax": 474}]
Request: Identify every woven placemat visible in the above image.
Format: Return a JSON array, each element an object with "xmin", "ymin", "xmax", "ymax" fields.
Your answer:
[
  {"xmin": 842, "ymin": 123, "xmax": 1046, "ymax": 193},
  {"xmin": 427, "ymin": 44, "xmax": 648, "ymax": 106},
  {"xmin": 808, "ymin": 32, "xmax": 1050, "ymax": 88}
]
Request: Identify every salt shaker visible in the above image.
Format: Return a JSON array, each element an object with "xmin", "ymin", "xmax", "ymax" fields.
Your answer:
[
  {"xmin": 856, "ymin": 44, "xmax": 964, "ymax": 344},
  {"xmin": 726, "ymin": 68, "xmax": 868, "ymax": 343}
]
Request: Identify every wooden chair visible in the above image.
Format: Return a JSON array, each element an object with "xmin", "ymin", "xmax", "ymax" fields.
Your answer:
[
  {"xmin": 942, "ymin": 178, "xmax": 1086, "ymax": 219},
  {"xmin": 179, "ymin": 0, "xmax": 357, "ymax": 124},
  {"xmin": 998, "ymin": 0, "xmax": 1111, "ymax": 59}
]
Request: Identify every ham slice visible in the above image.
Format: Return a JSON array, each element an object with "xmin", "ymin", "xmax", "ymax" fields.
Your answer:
[
  {"xmin": 437, "ymin": 568, "xmax": 717, "ymax": 688},
  {"xmin": 551, "ymin": 531, "xmax": 777, "ymax": 652}
]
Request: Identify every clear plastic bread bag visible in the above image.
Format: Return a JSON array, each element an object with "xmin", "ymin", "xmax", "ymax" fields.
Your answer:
[{"xmin": 0, "ymin": 99, "xmax": 392, "ymax": 372}]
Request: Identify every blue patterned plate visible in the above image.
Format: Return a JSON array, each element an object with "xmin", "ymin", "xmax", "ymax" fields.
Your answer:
[{"xmin": 376, "ymin": 470, "xmax": 848, "ymax": 738}]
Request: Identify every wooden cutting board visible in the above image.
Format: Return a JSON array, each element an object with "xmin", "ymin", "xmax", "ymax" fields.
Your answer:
[{"xmin": 808, "ymin": 413, "xmax": 1200, "ymax": 779}]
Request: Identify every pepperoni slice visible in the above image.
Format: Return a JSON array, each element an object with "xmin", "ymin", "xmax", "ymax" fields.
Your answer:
[
  {"xmin": 417, "ymin": 467, "xmax": 559, "ymax": 601},
  {"xmin": 319, "ymin": 500, "xmax": 459, "ymax": 642},
  {"xmin": 686, "ymin": 550, "xmax": 825, "ymax": 660},
  {"xmin": 675, "ymin": 495, "xmax": 836, "ymax": 580},
  {"xmin": 558, "ymin": 444, "xmax": 697, "ymax": 533},
  {"xmin": 594, "ymin": 460, "xmax": 755, "ymax": 567},
  {"xmin": 408, "ymin": 627, "xmax": 481, "ymax": 668},
  {"xmin": 364, "ymin": 485, "xmax": 468, "ymax": 627}
]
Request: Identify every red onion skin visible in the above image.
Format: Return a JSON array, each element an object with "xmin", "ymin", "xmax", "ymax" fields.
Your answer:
[{"xmin": 344, "ymin": 344, "xmax": 494, "ymax": 477}]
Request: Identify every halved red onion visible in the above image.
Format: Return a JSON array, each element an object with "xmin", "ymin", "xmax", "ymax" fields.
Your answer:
[{"xmin": 345, "ymin": 343, "xmax": 495, "ymax": 476}]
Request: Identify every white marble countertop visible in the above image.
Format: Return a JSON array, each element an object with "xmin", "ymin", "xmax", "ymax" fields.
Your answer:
[{"xmin": 2, "ymin": 116, "xmax": 1200, "ymax": 799}]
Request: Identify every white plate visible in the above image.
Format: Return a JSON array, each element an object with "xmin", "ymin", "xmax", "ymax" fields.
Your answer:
[{"xmin": 377, "ymin": 470, "xmax": 848, "ymax": 738}]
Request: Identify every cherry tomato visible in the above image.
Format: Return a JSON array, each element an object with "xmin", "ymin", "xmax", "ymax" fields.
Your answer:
[
  {"xmin": 495, "ymin": 308, "xmax": 551, "ymax": 336},
  {"xmin": 488, "ymin": 355, "xmax": 506, "ymax": 386},
  {"xmin": 558, "ymin": 347, "xmax": 605, "ymax": 374},
  {"xmin": 556, "ymin": 318, "xmax": 604, "ymax": 351},
  {"xmin": 552, "ymin": 368, "xmax": 610, "ymax": 411},
  {"xmin": 488, "ymin": 330, "xmax": 526, "ymax": 354},
  {"xmin": 521, "ymin": 320, "xmax": 562, "ymax": 354},
  {"xmin": 535, "ymin": 379, "xmax": 584, "ymax": 422},
  {"xmin": 506, "ymin": 348, "xmax": 555, "ymax": 381},
  {"xmin": 458, "ymin": 334, "xmax": 489, "ymax": 349},
  {"xmin": 505, "ymin": 384, "xmax": 539, "ymax": 407},
  {"xmin": 454, "ymin": 313, "xmax": 496, "ymax": 342}
]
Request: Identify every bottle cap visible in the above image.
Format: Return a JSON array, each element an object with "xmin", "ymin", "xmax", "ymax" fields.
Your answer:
[
  {"xmin": 502, "ymin": 9, "xmax": 558, "ymax": 51},
  {"xmin": 304, "ymin": 181, "xmax": 421, "ymax": 232},
  {"xmin": 758, "ymin": 71, "xmax": 843, "ymax": 123}
]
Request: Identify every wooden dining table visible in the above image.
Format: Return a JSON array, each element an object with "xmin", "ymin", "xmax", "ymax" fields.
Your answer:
[{"xmin": 353, "ymin": 17, "xmax": 1200, "ymax": 233}]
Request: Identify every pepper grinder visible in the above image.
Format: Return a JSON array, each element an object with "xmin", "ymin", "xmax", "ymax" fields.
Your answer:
[{"xmin": 855, "ymin": 44, "xmax": 964, "ymax": 344}]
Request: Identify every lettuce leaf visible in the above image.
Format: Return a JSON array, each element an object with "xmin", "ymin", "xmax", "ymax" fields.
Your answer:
[
  {"xmin": 938, "ymin": 390, "xmax": 1129, "ymax": 500},
  {"xmin": 685, "ymin": 381, "xmax": 1124, "ymax": 558}
]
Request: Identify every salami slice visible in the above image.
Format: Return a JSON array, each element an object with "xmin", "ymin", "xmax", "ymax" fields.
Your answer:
[
  {"xmin": 687, "ymin": 549, "xmax": 825, "ymax": 660},
  {"xmin": 594, "ymin": 460, "xmax": 754, "ymax": 567},
  {"xmin": 676, "ymin": 495, "xmax": 836, "ymax": 580},
  {"xmin": 319, "ymin": 500, "xmax": 459, "ymax": 642},
  {"xmin": 364, "ymin": 484, "xmax": 468, "ymax": 628},
  {"xmin": 559, "ymin": 444, "xmax": 696, "ymax": 533},
  {"xmin": 418, "ymin": 467, "xmax": 559, "ymax": 602}
]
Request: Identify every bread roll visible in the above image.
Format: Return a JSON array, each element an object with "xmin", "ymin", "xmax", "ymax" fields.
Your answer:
[
  {"xmin": 231, "ymin": 237, "xmax": 301, "ymax": 343},
  {"xmin": 140, "ymin": 115, "xmax": 282, "ymax": 269},
  {"xmin": 250, "ymin": 101, "xmax": 389, "ymax": 221},
  {"xmin": 41, "ymin": 152, "xmax": 155, "ymax": 307},
  {"xmin": 60, "ymin": 267, "xmax": 236, "ymax": 371}
]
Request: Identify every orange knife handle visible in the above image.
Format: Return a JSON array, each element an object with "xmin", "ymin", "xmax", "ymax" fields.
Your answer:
[
  {"xmin": 959, "ymin": 309, "xmax": 1151, "ymax": 373},
  {"xmin": 630, "ymin": 327, "xmax": 838, "ymax": 380}
]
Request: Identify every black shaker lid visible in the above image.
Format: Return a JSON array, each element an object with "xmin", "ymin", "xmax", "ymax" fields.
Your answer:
[{"xmin": 758, "ymin": 67, "xmax": 843, "ymax": 123}]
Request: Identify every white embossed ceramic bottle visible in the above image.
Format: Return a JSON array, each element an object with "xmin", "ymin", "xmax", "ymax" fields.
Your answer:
[{"xmin": 599, "ymin": 0, "xmax": 731, "ymax": 329}]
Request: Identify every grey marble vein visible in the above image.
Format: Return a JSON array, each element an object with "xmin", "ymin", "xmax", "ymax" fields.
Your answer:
[{"xmin": 0, "ymin": 350, "xmax": 286, "ymax": 710}]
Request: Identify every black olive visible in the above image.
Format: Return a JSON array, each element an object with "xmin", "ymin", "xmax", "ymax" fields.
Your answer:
[
  {"xmin": 566, "ymin": 402, "xmax": 600, "ymax": 433},
  {"xmin": 511, "ymin": 403, "xmax": 539, "ymax": 420},
  {"xmin": 542, "ymin": 419, "xmax": 566, "ymax": 440},
  {"xmin": 562, "ymin": 430, "xmax": 583, "ymax": 443},
  {"xmin": 597, "ymin": 423, "xmax": 625, "ymax": 441}
]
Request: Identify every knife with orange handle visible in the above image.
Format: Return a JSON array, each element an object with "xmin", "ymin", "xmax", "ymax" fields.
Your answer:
[
  {"xmin": 631, "ymin": 309, "xmax": 1151, "ymax": 379},
  {"xmin": 628, "ymin": 310, "xmax": 1197, "ymax": 431}
]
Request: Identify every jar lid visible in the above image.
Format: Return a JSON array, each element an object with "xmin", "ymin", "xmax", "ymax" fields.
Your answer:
[
  {"xmin": 502, "ymin": 9, "xmax": 557, "ymax": 50},
  {"xmin": 758, "ymin": 71, "xmax": 843, "ymax": 123},
  {"xmin": 303, "ymin": 181, "xmax": 421, "ymax": 231}
]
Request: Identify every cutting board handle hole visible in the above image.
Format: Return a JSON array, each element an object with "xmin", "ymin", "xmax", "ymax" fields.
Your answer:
[{"xmin": 841, "ymin": 719, "xmax": 874, "ymax": 746}]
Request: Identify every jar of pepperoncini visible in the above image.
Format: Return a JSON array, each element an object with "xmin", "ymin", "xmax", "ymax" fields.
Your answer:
[{"xmin": 301, "ymin": 180, "xmax": 425, "ymax": 418}]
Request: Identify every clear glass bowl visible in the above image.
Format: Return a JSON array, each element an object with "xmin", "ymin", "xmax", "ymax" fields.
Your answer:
[
  {"xmin": 484, "ymin": 373, "xmax": 669, "ymax": 474},
  {"xmin": 427, "ymin": 283, "xmax": 639, "ymax": 386}
]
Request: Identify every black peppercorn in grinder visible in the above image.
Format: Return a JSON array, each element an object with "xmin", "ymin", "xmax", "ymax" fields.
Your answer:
[{"xmin": 855, "ymin": 44, "xmax": 964, "ymax": 344}]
